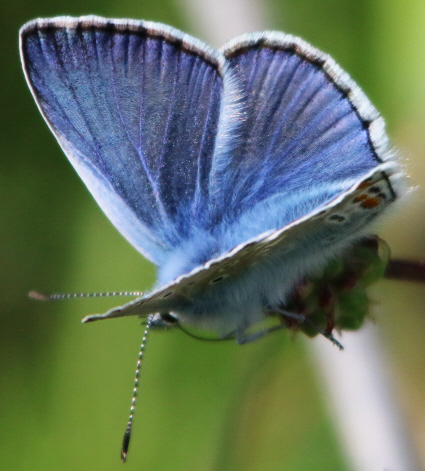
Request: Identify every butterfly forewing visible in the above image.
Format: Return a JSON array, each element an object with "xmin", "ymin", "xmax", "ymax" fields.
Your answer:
[
  {"xmin": 209, "ymin": 33, "xmax": 394, "ymax": 229},
  {"xmin": 20, "ymin": 16, "xmax": 225, "ymax": 265}
]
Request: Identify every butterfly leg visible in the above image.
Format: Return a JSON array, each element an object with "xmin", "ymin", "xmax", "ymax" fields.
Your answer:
[
  {"xmin": 268, "ymin": 306, "xmax": 344, "ymax": 350},
  {"xmin": 235, "ymin": 323, "xmax": 289, "ymax": 345}
]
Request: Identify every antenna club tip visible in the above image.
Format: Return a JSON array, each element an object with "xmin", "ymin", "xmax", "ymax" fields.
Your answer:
[
  {"xmin": 121, "ymin": 430, "xmax": 131, "ymax": 463},
  {"xmin": 28, "ymin": 290, "xmax": 51, "ymax": 301}
]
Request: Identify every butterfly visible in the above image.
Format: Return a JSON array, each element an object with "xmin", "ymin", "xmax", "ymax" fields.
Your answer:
[{"xmin": 20, "ymin": 15, "xmax": 401, "ymax": 345}]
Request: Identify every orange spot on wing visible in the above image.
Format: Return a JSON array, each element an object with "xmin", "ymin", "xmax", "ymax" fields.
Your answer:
[
  {"xmin": 354, "ymin": 194, "xmax": 381, "ymax": 209},
  {"xmin": 361, "ymin": 197, "xmax": 381, "ymax": 209}
]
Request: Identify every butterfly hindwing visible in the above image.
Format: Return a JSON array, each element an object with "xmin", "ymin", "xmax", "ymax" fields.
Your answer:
[{"xmin": 20, "ymin": 16, "xmax": 225, "ymax": 264}]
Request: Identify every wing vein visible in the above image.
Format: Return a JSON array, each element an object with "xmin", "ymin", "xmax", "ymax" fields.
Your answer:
[{"xmin": 107, "ymin": 33, "xmax": 169, "ymax": 222}]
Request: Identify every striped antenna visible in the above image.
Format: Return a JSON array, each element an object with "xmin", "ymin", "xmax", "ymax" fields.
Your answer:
[
  {"xmin": 28, "ymin": 290, "xmax": 144, "ymax": 301},
  {"xmin": 121, "ymin": 314, "xmax": 154, "ymax": 463}
]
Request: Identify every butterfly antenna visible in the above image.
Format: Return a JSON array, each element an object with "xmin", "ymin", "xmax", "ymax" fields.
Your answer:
[
  {"xmin": 28, "ymin": 290, "xmax": 144, "ymax": 301},
  {"xmin": 121, "ymin": 314, "xmax": 154, "ymax": 463}
]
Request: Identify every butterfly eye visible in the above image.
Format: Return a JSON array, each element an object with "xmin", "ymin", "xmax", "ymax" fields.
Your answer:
[{"xmin": 159, "ymin": 312, "xmax": 178, "ymax": 324}]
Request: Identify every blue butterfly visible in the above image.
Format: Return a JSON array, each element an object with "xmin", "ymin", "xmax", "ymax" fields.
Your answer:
[{"xmin": 20, "ymin": 16, "xmax": 401, "ymax": 344}]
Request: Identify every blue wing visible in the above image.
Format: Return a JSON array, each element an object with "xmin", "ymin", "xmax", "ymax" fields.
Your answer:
[
  {"xmin": 210, "ymin": 32, "xmax": 397, "ymax": 228},
  {"xmin": 20, "ymin": 16, "xmax": 225, "ymax": 265}
]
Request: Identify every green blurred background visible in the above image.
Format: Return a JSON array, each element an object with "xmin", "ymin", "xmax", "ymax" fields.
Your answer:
[{"xmin": 2, "ymin": 0, "xmax": 425, "ymax": 469}]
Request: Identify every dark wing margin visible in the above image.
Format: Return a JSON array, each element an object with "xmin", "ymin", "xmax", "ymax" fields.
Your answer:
[{"xmin": 20, "ymin": 16, "xmax": 226, "ymax": 265}]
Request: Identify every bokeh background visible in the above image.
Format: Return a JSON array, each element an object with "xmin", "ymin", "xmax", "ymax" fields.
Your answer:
[{"xmin": 2, "ymin": 0, "xmax": 425, "ymax": 470}]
